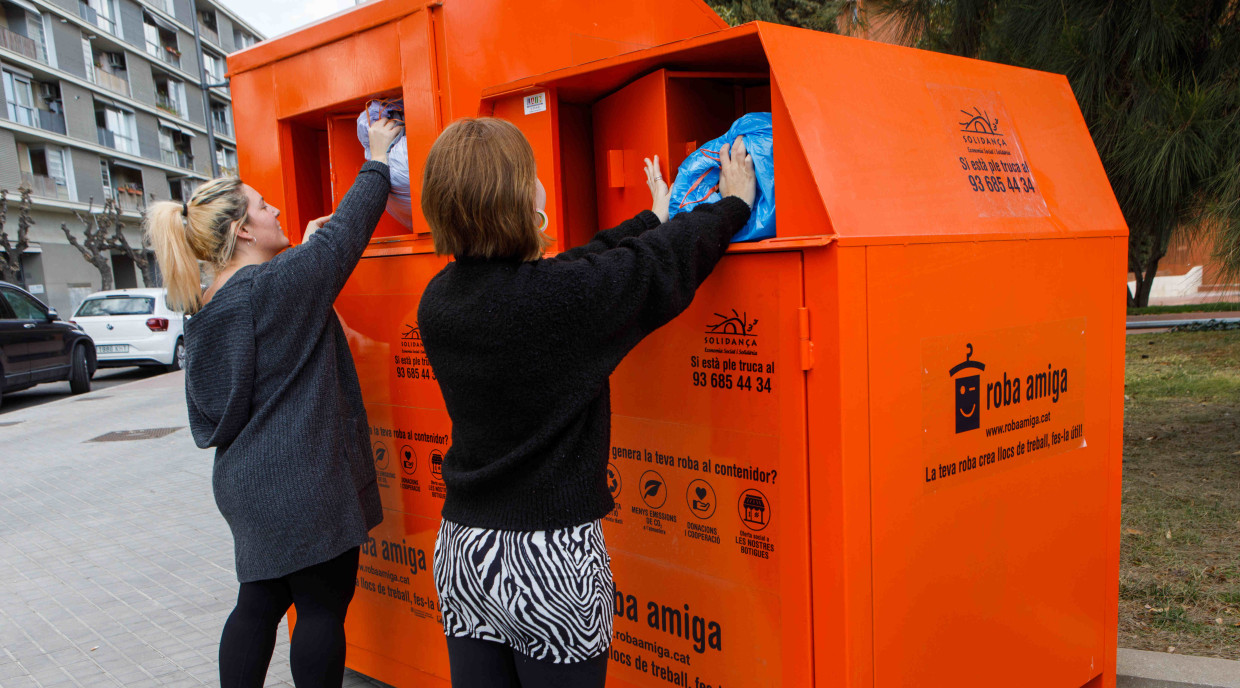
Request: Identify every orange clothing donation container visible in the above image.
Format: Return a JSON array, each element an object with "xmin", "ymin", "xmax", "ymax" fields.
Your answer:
[{"xmin": 226, "ymin": 2, "xmax": 1126, "ymax": 687}]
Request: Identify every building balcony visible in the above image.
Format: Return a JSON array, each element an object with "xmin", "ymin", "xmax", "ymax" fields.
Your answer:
[
  {"xmin": 218, "ymin": 165, "xmax": 237, "ymax": 177},
  {"xmin": 21, "ymin": 172, "xmax": 71, "ymax": 201},
  {"xmin": 160, "ymin": 149, "xmax": 192, "ymax": 169},
  {"xmin": 147, "ymin": 44, "xmax": 181, "ymax": 69},
  {"xmin": 78, "ymin": 3, "xmax": 117, "ymax": 36},
  {"xmin": 37, "ymin": 109, "xmax": 67, "ymax": 135},
  {"xmin": 212, "ymin": 120, "xmax": 232, "ymax": 138},
  {"xmin": 0, "ymin": 25, "xmax": 41, "ymax": 62},
  {"xmin": 200, "ymin": 25, "xmax": 219, "ymax": 46},
  {"xmin": 92, "ymin": 70, "xmax": 130, "ymax": 97},
  {"xmin": 155, "ymin": 93, "xmax": 182, "ymax": 117},
  {"xmin": 113, "ymin": 187, "xmax": 144, "ymax": 212}
]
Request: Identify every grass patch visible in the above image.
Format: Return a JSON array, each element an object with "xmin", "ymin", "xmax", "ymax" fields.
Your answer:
[
  {"xmin": 1121, "ymin": 330, "xmax": 1240, "ymax": 658},
  {"xmin": 1128, "ymin": 302, "xmax": 1240, "ymax": 315}
]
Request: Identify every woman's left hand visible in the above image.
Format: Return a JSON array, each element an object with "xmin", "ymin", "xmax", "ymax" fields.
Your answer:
[
  {"xmin": 644, "ymin": 156, "xmax": 671, "ymax": 224},
  {"xmin": 304, "ymin": 214, "xmax": 333, "ymax": 241}
]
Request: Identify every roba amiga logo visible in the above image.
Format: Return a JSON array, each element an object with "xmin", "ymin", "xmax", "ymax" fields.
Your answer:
[{"xmin": 949, "ymin": 343, "xmax": 1071, "ymax": 435}]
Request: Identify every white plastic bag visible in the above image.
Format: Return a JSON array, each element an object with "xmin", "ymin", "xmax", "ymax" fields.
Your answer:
[{"xmin": 357, "ymin": 98, "xmax": 412, "ymax": 228}]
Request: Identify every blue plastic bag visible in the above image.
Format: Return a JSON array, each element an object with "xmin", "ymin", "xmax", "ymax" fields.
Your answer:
[
  {"xmin": 357, "ymin": 98, "xmax": 412, "ymax": 228},
  {"xmin": 668, "ymin": 112, "xmax": 774, "ymax": 242}
]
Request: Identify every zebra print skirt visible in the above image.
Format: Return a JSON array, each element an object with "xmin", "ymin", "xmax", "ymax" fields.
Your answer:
[{"xmin": 433, "ymin": 518, "xmax": 613, "ymax": 664}]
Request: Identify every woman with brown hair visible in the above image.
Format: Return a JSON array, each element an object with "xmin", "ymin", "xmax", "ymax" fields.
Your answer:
[
  {"xmin": 144, "ymin": 118, "xmax": 403, "ymax": 688},
  {"xmin": 417, "ymin": 117, "xmax": 756, "ymax": 687}
]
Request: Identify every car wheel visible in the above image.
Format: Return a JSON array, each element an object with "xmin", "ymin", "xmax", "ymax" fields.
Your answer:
[
  {"xmin": 69, "ymin": 345, "xmax": 92, "ymax": 395},
  {"xmin": 167, "ymin": 337, "xmax": 186, "ymax": 372}
]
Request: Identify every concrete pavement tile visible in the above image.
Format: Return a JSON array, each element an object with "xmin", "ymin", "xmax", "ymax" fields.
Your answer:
[{"xmin": 0, "ymin": 661, "xmax": 33, "ymax": 679}]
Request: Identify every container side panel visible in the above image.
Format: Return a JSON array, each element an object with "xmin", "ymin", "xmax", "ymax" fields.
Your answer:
[
  {"xmin": 607, "ymin": 252, "xmax": 812, "ymax": 687},
  {"xmin": 270, "ymin": 22, "xmax": 404, "ymax": 120},
  {"xmin": 757, "ymin": 23, "xmax": 1127, "ymax": 243},
  {"xmin": 232, "ymin": 65, "xmax": 283, "ymax": 213},
  {"xmin": 438, "ymin": 0, "xmax": 728, "ymax": 123},
  {"xmin": 865, "ymin": 239, "xmax": 1121, "ymax": 687},
  {"xmin": 803, "ymin": 246, "xmax": 873, "ymax": 688},
  {"xmin": 334, "ymin": 252, "xmax": 452, "ymax": 687}
]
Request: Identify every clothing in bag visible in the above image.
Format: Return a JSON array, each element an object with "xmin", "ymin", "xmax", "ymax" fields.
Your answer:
[
  {"xmin": 356, "ymin": 98, "xmax": 413, "ymax": 228},
  {"xmin": 668, "ymin": 112, "xmax": 775, "ymax": 242}
]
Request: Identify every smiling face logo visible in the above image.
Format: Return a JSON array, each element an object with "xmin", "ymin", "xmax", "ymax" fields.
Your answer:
[{"xmin": 949, "ymin": 344, "xmax": 986, "ymax": 434}]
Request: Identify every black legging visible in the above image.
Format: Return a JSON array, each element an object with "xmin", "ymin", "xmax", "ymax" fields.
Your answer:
[
  {"xmin": 219, "ymin": 547, "xmax": 360, "ymax": 688},
  {"xmin": 446, "ymin": 636, "xmax": 608, "ymax": 688}
]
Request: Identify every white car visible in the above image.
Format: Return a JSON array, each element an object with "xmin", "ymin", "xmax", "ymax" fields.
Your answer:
[{"xmin": 70, "ymin": 288, "xmax": 186, "ymax": 371}]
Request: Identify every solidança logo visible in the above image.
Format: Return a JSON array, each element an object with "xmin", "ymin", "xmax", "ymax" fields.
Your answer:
[{"xmin": 704, "ymin": 308, "xmax": 758, "ymax": 347}]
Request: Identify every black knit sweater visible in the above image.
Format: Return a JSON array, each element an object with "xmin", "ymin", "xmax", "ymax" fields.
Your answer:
[{"xmin": 417, "ymin": 196, "xmax": 752, "ymax": 531}]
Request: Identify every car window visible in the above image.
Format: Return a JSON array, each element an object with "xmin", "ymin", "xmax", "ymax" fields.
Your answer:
[
  {"xmin": 75, "ymin": 297, "xmax": 156, "ymax": 316},
  {"xmin": 1, "ymin": 288, "xmax": 46, "ymax": 320},
  {"xmin": 0, "ymin": 294, "xmax": 14, "ymax": 319}
]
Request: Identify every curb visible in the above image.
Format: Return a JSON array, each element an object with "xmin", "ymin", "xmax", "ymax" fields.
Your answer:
[{"xmin": 1118, "ymin": 649, "xmax": 1240, "ymax": 688}]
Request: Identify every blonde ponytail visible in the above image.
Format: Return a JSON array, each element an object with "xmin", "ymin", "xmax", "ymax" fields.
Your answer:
[{"xmin": 144, "ymin": 177, "xmax": 249, "ymax": 314}]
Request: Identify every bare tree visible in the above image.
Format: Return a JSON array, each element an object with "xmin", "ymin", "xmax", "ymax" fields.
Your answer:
[
  {"xmin": 0, "ymin": 187, "xmax": 34, "ymax": 284},
  {"xmin": 62, "ymin": 198, "xmax": 116, "ymax": 292},
  {"xmin": 104, "ymin": 200, "xmax": 159, "ymax": 287}
]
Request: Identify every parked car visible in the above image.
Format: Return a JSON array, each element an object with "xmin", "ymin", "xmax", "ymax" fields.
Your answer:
[
  {"xmin": 0, "ymin": 281, "xmax": 97, "ymax": 408},
  {"xmin": 70, "ymin": 288, "xmax": 186, "ymax": 372}
]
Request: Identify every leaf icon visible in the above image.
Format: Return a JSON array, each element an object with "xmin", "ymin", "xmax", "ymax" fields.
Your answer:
[
  {"xmin": 644, "ymin": 480, "xmax": 662, "ymax": 498},
  {"xmin": 375, "ymin": 448, "xmax": 386, "ymax": 463}
]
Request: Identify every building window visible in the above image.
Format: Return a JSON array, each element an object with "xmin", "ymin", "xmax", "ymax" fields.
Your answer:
[
  {"xmin": 215, "ymin": 144, "xmax": 236, "ymax": 176},
  {"xmin": 100, "ymin": 160, "xmax": 144, "ymax": 212},
  {"xmin": 2, "ymin": 68, "xmax": 35, "ymax": 127},
  {"xmin": 152, "ymin": 70, "xmax": 187, "ymax": 118},
  {"xmin": 157, "ymin": 122, "xmax": 194, "ymax": 169},
  {"xmin": 197, "ymin": 8, "xmax": 219, "ymax": 45},
  {"xmin": 233, "ymin": 28, "xmax": 255, "ymax": 50},
  {"xmin": 78, "ymin": 0, "xmax": 119, "ymax": 36},
  {"xmin": 16, "ymin": 143, "xmax": 72, "ymax": 201},
  {"xmin": 203, "ymin": 52, "xmax": 225, "ymax": 83},
  {"xmin": 0, "ymin": 3, "xmax": 49, "ymax": 63},
  {"xmin": 84, "ymin": 41, "xmax": 130, "ymax": 96},
  {"xmin": 4, "ymin": 71, "xmax": 66, "ymax": 134},
  {"xmin": 210, "ymin": 101, "xmax": 232, "ymax": 138},
  {"xmin": 95, "ymin": 103, "xmax": 137, "ymax": 155},
  {"xmin": 143, "ymin": 11, "xmax": 181, "ymax": 68},
  {"xmin": 167, "ymin": 176, "xmax": 198, "ymax": 203}
]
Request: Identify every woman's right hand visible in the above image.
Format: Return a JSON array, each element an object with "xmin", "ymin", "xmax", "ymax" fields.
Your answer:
[
  {"xmin": 718, "ymin": 136, "xmax": 756, "ymax": 209},
  {"xmin": 368, "ymin": 117, "xmax": 404, "ymax": 164}
]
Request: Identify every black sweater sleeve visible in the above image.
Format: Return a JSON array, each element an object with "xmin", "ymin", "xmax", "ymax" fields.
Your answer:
[
  {"xmin": 262, "ymin": 161, "xmax": 391, "ymax": 300},
  {"xmin": 551, "ymin": 210, "xmax": 661, "ymax": 262},
  {"xmin": 558, "ymin": 196, "xmax": 751, "ymax": 356}
]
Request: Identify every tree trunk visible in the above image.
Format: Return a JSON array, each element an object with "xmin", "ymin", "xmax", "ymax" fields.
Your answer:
[{"xmin": 0, "ymin": 188, "xmax": 33, "ymax": 284}]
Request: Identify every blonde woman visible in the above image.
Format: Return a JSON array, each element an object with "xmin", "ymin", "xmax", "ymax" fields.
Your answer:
[
  {"xmin": 417, "ymin": 117, "xmax": 755, "ymax": 687},
  {"xmin": 145, "ymin": 118, "xmax": 403, "ymax": 688}
]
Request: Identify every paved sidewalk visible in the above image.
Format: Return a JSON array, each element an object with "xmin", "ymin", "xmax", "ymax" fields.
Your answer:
[{"xmin": 0, "ymin": 372, "xmax": 390, "ymax": 687}]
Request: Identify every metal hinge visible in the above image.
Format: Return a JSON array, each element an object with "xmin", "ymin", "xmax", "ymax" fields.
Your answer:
[{"xmin": 798, "ymin": 307, "xmax": 814, "ymax": 371}]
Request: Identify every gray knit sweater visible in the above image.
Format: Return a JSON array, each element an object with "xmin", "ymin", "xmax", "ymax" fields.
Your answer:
[{"xmin": 185, "ymin": 161, "xmax": 389, "ymax": 583}]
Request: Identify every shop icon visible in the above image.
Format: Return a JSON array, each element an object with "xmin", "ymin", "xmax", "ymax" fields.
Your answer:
[
  {"xmin": 686, "ymin": 479, "xmax": 716, "ymax": 519},
  {"xmin": 606, "ymin": 462, "xmax": 622, "ymax": 498},
  {"xmin": 400, "ymin": 445, "xmax": 417, "ymax": 475},
  {"xmin": 949, "ymin": 343, "xmax": 986, "ymax": 434},
  {"xmin": 738, "ymin": 488, "xmax": 771, "ymax": 531},
  {"xmin": 639, "ymin": 470, "xmax": 667, "ymax": 509},
  {"xmin": 430, "ymin": 450, "xmax": 444, "ymax": 480},
  {"xmin": 372, "ymin": 441, "xmax": 389, "ymax": 471}
]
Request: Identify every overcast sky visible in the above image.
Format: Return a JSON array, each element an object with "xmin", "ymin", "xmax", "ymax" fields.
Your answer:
[{"xmin": 217, "ymin": 0, "xmax": 357, "ymax": 41}]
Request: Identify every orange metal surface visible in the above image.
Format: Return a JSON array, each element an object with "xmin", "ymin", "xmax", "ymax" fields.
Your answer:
[{"xmin": 229, "ymin": 4, "xmax": 1126, "ymax": 686}]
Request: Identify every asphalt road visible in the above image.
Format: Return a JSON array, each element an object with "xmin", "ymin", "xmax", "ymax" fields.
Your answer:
[{"xmin": 0, "ymin": 366, "xmax": 170, "ymax": 416}]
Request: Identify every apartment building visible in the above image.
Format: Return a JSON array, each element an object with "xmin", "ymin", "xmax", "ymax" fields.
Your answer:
[{"xmin": 0, "ymin": 0, "xmax": 261, "ymax": 315}]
